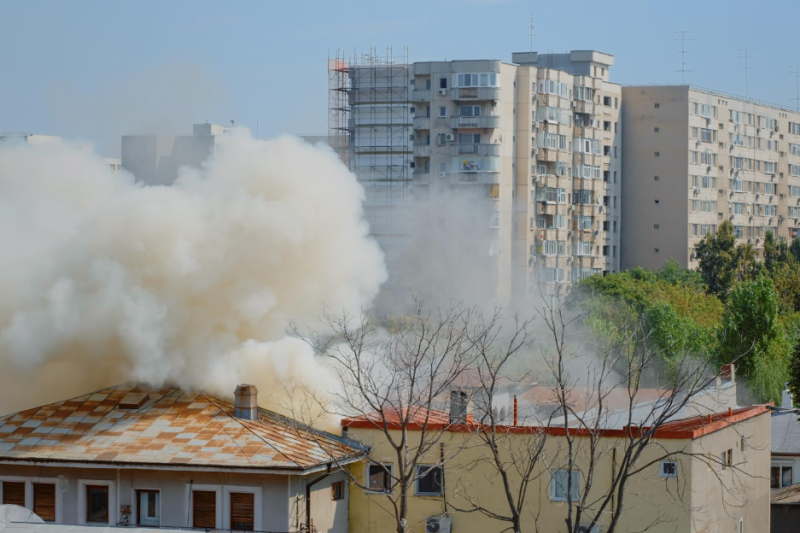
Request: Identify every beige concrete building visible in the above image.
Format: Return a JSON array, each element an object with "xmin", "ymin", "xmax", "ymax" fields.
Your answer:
[
  {"xmin": 621, "ymin": 85, "xmax": 800, "ymax": 270},
  {"xmin": 337, "ymin": 51, "xmax": 622, "ymax": 304}
]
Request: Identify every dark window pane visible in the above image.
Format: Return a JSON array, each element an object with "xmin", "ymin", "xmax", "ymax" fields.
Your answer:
[
  {"xmin": 368, "ymin": 464, "xmax": 390, "ymax": 492},
  {"xmin": 2, "ymin": 482, "xmax": 25, "ymax": 506},
  {"xmin": 416, "ymin": 466, "xmax": 443, "ymax": 494},
  {"xmin": 771, "ymin": 467, "xmax": 781, "ymax": 488},
  {"xmin": 86, "ymin": 486, "xmax": 109, "ymax": 524}
]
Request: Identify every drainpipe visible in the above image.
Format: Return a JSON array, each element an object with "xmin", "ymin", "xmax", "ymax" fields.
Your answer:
[{"xmin": 305, "ymin": 463, "xmax": 332, "ymax": 532}]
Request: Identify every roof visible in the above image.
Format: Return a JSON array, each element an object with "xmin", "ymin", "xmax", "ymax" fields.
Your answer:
[
  {"xmin": 771, "ymin": 409, "xmax": 800, "ymax": 455},
  {"xmin": 0, "ymin": 383, "xmax": 364, "ymax": 474},
  {"xmin": 343, "ymin": 407, "xmax": 473, "ymax": 430},
  {"xmin": 772, "ymin": 485, "xmax": 800, "ymax": 505},
  {"xmin": 520, "ymin": 385, "xmax": 667, "ymax": 414},
  {"xmin": 343, "ymin": 404, "xmax": 770, "ymax": 440}
]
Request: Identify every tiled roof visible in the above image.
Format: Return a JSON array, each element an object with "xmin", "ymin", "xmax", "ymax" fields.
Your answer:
[
  {"xmin": 772, "ymin": 484, "xmax": 800, "ymax": 504},
  {"xmin": 771, "ymin": 409, "xmax": 800, "ymax": 455},
  {"xmin": 0, "ymin": 383, "xmax": 364, "ymax": 473},
  {"xmin": 343, "ymin": 407, "xmax": 474, "ymax": 430}
]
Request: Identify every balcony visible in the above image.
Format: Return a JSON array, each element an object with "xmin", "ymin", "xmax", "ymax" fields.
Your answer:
[
  {"xmin": 455, "ymin": 171, "xmax": 500, "ymax": 184},
  {"xmin": 449, "ymin": 144, "xmax": 501, "ymax": 156},
  {"xmin": 413, "ymin": 117, "xmax": 432, "ymax": 130},
  {"xmin": 413, "ymin": 144, "xmax": 432, "ymax": 158},
  {"xmin": 574, "ymin": 100, "xmax": 597, "ymax": 114},
  {"xmin": 412, "ymin": 89, "xmax": 431, "ymax": 102},
  {"xmin": 451, "ymin": 87, "xmax": 501, "ymax": 101},
  {"xmin": 450, "ymin": 115, "xmax": 500, "ymax": 129}
]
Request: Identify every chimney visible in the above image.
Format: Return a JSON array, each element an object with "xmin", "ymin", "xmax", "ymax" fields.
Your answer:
[
  {"xmin": 234, "ymin": 384, "xmax": 259, "ymax": 420},
  {"xmin": 720, "ymin": 364, "xmax": 735, "ymax": 384},
  {"xmin": 449, "ymin": 390, "xmax": 469, "ymax": 425},
  {"xmin": 783, "ymin": 386, "xmax": 794, "ymax": 409}
]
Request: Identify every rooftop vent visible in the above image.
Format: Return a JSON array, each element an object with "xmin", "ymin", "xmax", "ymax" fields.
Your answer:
[
  {"xmin": 234, "ymin": 384, "xmax": 259, "ymax": 420},
  {"xmin": 449, "ymin": 390, "xmax": 469, "ymax": 425},
  {"xmin": 119, "ymin": 392, "xmax": 148, "ymax": 410}
]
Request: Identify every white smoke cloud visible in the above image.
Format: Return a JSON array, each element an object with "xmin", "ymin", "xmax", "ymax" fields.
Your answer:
[{"xmin": 0, "ymin": 133, "xmax": 386, "ymax": 425}]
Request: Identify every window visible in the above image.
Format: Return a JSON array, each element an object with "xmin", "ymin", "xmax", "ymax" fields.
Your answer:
[
  {"xmin": 34, "ymin": 484, "xmax": 56, "ymax": 522},
  {"xmin": 733, "ymin": 226, "xmax": 744, "ymax": 238},
  {"xmin": 230, "ymin": 492, "xmax": 255, "ymax": 531},
  {"xmin": 368, "ymin": 464, "xmax": 392, "ymax": 493},
  {"xmin": 551, "ymin": 469, "xmax": 580, "ymax": 501},
  {"xmin": 654, "ymin": 127, "xmax": 660, "ymax": 133},
  {"xmin": 721, "ymin": 449, "xmax": 733, "ymax": 470},
  {"xmin": 655, "ymin": 152, "xmax": 660, "ymax": 157},
  {"xmin": 790, "ymin": 122, "xmax": 800, "ymax": 135},
  {"xmin": 332, "ymin": 481, "xmax": 345, "ymax": 500},
  {"xmin": 416, "ymin": 465, "xmax": 443, "ymax": 495},
  {"xmin": 771, "ymin": 464, "xmax": 794, "ymax": 488},
  {"xmin": 660, "ymin": 461, "xmax": 678, "ymax": 478},
  {"xmin": 700, "ymin": 104, "xmax": 716, "ymax": 119},
  {"xmin": 452, "ymin": 72, "xmax": 498, "ymax": 88},
  {"xmin": 540, "ymin": 133, "xmax": 568, "ymax": 151},
  {"xmin": 439, "ymin": 77, "xmax": 447, "ymax": 89},
  {"xmin": 438, "ymin": 106, "xmax": 446, "ymax": 118},
  {"xmin": 459, "ymin": 105, "xmax": 481, "ymax": 117},
  {"xmin": 488, "ymin": 184, "xmax": 499, "ymax": 199},
  {"xmin": 489, "ymin": 211, "xmax": 500, "ymax": 228},
  {"xmin": 137, "ymin": 490, "xmax": 160, "ymax": 527},
  {"xmin": 701, "ymin": 128, "xmax": 715, "ymax": 143},
  {"xmin": 654, "ymin": 175, "xmax": 659, "ymax": 181},
  {"xmin": 654, "ymin": 224, "xmax": 660, "ymax": 230},
  {"xmin": 654, "ymin": 248, "xmax": 660, "ymax": 253},
  {"xmin": 654, "ymin": 102, "xmax": 660, "ymax": 108},
  {"xmin": 575, "ymin": 86, "xmax": 594, "ymax": 101},
  {"xmin": 790, "ymin": 185, "xmax": 800, "ymax": 197},
  {"xmin": 192, "ymin": 491, "xmax": 217, "ymax": 529},
  {"xmin": 764, "ymin": 161, "xmax": 776, "ymax": 174},
  {"xmin": 603, "ymin": 96, "xmax": 612, "ymax": 106},
  {"xmin": 2, "ymin": 481, "xmax": 25, "ymax": 506},
  {"xmin": 655, "ymin": 199, "xmax": 660, "ymax": 204},
  {"xmin": 86, "ymin": 485, "xmax": 109, "ymax": 524}
]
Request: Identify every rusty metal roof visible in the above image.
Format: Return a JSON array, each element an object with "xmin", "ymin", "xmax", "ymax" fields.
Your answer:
[{"xmin": 0, "ymin": 383, "xmax": 364, "ymax": 474}]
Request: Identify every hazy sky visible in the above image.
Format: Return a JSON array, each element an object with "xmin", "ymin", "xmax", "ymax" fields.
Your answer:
[{"xmin": 1, "ymin": 0, "xmax": 798, "ymax": 156}]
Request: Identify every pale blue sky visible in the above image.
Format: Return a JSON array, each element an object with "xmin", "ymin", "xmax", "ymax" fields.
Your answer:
[{"xmin": 1, "ymin": 0, "xmax": 798, "ymax": 156}]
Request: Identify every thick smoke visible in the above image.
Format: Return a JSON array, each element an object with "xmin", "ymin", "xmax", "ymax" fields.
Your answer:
[{"xmin": 0, "ymin": 134, "xmax": 386, "ymax": 424}]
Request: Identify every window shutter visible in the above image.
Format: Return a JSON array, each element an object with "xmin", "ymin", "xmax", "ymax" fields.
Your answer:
[
  {"xmin": 33, "ymin": 484, "xmax": 56, "ymax": 521},
  {"xmin": 2, "ymin": 482, "xmax": 25, "ymax": 506},
  {"xmin": 230, "ymin": 492, "xmax": 254, "ymax": 531},
  {"xmin": 192, "ymin": 491, "xmax": 216, "ymax": 529}
]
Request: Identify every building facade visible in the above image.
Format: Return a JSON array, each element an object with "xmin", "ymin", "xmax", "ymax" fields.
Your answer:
[
  {"xmin": 0, "ymin": 384, "xmax": 361, "ymax": 533},
  {"xmin": 334, "ymin": 51, "xmax": 622, "ymax": 304},
  {"xmin": 621, "ymin": 85, "xmax": 800, "ymax": 271}
]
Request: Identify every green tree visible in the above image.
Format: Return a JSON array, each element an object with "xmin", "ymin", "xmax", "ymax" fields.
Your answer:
[
  {"xmin": 790, "ymin": 237, "xmax": 800, "ymax": 263},
  {"xmin": 763, "ymin": 230, "xmax": 791, "ymax": 274},
  {"xmin": 718, "ymin": 276, "xmax": 791, "ymax": 402},
  {"xmin": 695, "ymin": 221, "xmax": 738, "ymax": 299}
]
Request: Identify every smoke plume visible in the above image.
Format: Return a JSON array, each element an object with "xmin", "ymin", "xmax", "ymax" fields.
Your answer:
[{"xmin": 0, "ymin": 133, "xmax": 386, "ymax": 425}]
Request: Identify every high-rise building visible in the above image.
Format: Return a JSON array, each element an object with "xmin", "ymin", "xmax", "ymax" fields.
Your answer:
[
  {"xmin": 121, "ymin": 123, "xmax": 245, "ymax": 185},
  {"xmin": 621, "ymin": 86, "xmax": 800, "ymax": 270},
  {"xmin": 332, "ymin": 50, "xmax": 622, "ymax": 304}
]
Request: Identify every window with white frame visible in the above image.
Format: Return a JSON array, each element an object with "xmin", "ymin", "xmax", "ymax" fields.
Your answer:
[
  {"xmin": 733, "ymin": 226, "xmax": 744, "ymax": 238},
  {"xmin": 764, "ymin": 161, "xmax": 776, "ymax": 174},
  {"xmin": 575, "ymin": 86, "xmax": 595, "ymax": 102},
  {"xmin": 790, "ymin": 185, "xmax": 800, "ymax": 196},
  {"xmin": 759, "ymin": 115, "xmax": 777, "ymax": 129},
  {"xmin": 764, "ymin": 205, "xmax": 777, "ymax": 217},
  {"xmin": 367, "ymin": 464, "xmax": 393, "ymax": 493},
  {"xmin": 791, "ymin": 165, "xmax": 800, "ymax": 177},
  {"xmin": 700, "ymin": 151, "xmax": 716, "ymax": 166},
  {"xmin": 659, "ymin": 461, "xmax": 678, "ymax": 478},
  {"xmin": 539, "ymin": 133, "xmax": 568, "ymax": 151},
  {"xmin": 1, "ymin": 477, "xmax": 61, "ymax": 523},
  {"xmin": 764, "ymin": 182, "xmax": 776, "ymax": 195},
  {"xmin": 575, "ymin": 241, "xmax": 593, "ymax": 256},
  {"xmin": 573, "ymin": 138, "xmax": 601, "ymax": 155},
  {"xmin": 536, "ymin": 106, "xmax": 571, "ymax": 125},
  {"xmin": 730, "ymin": 110, "xmax": 746, "ymax": 124},
  {"xmin": 730, "ymin": 133, "xmax": 745, "ymax": 146},
  {"xmin": 452, "ymin": 72, "xmax": 498, "ymax": 88},
  {"xmin": 791, "ymin": 143, "xmax": 800, "ymax": 155},
  {"xmin": 554, "ymin": 162, "xmax": 569, "ymax": 176},
  {"xmin": 573, "ymin": 189, "xmax": 593, "ymax": 204},
  {"xmin": 539, "ymin": 267, "xmax": 566, "ymax": 282},
  {"xmin": 551, "ymin": 469, "xmax": 580, "ymax": 501},
  {"xmin": 574, "ymin": 216, "xmax": 593, "ymax": 230},
  {"xmin": 78, "ymin": 480, "xmax": 115, "ymax": 526},
  {"xmin": 489, "ymin": 211, "xmax": 500, "ymax": 228},
  {"xmin": 732, "ymin": 179, "xmax": 744, "ymax": 192},
  {"xmin": 691, "ymin": 200, "xmax": 716, "ymax": 213},
  {"xmin": 732, "ymin": 202, "xmax": 745, "ymax": 215},
  {"xmin": 790, "ymin": 206, "xmax": 800, "ymax": 219},
  {"xmin": 224, "ymin": 486, "xmax": 262, "ymax": 531},
  {"xmin": 459, "ymin": 105, "xmax": 481, "ymax": 117},
  {"xmin": 791, "ymin": 122, "xmax": 800, "ymax": 135},
  {"xmin": 539, "ymin": 79, "xmax": 569, "ymax": 97},
  {"xmin": 554, "ymin": 214, "xmax": 566, "ymax": 229},
  {"xmin": 438, "ymin": 106, "xmax": 447, "ymax": 118},
  {"xmin": 701, "ymin": 128, "xmax": 715, "ymax": 143},
  {"xmin": 700, "ymin": 104, "xmax": 716, "ymax": 119},
  {"xmin": 136, "ymin": 490, "xmax": 160, "ymax": 527},
  {"xmin": 731, "ymin": 156, "xmax": 744, "ymax": 169}
]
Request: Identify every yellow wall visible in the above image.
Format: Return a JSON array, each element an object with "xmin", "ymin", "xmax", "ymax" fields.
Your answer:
[{"xmin": 346, "ymin": 412, "xmax": 770, "ymax": 533}]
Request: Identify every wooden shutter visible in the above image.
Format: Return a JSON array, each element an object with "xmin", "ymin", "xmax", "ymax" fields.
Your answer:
[
  {"xmin": 192, "ymin": 491, "xmax": 216, "ymax": 529},
  {"xmin": 229, "ymin": 492, "xmax": 254, "ymax": 531},
  {"xmin": 2, "ymin": 482, "xmax": 25, "ymax": 506},
  {"xmin": 33, "ymin": 484, "xmax": 56, "ymax": 521}
]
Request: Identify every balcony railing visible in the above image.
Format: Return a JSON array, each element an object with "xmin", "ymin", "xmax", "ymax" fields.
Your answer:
[
  {"xmin": 449, "ymin": 144, "xmax": 501, "ymax": 156},
  {"xmin": 450, "ymin": 116, "xmax": 500, "ymax": 129},
  {"xmin": 451, "ymin": 87, "xmax": 501, "ymax": 101},
  {"xmin": 412, "ymin": 89, "xmax": 431, "ymax": 102},
  {"xmin": 413, "ymin": 117, "xmax": 432, "ymax": 130},
  {"xmin": 413, "ymin": 144, "xmax": 431, "ymax": 157}
]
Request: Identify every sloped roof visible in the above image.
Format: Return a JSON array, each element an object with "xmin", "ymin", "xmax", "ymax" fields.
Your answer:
[
  {"xmin": 771, "ymin": 409, "xmax": 800, "ymax": 455},
  {"xmin": 772, "ymin": 484, "xmax": 800, "ymax": 504},
  {"xmin": 343, "ymin": 407, "xmax": 474, "ymax": 430},
  {"xmin": 0, "ymin": 383, "xmax": 364, "ymax": 473}
]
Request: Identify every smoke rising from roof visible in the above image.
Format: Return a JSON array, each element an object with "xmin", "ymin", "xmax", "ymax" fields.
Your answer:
[{"xmin": 0, "ymin": 133, "xmax": 386, "ymax": 422}]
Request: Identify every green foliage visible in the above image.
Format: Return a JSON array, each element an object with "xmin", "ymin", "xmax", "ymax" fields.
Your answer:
[
  {"xmin": 717, "ymin": 276, "xmax": 790, "ymax": 403},
  {"xmin": 695, "ymin": 221, "xmax": 763, "ymax": 300}
]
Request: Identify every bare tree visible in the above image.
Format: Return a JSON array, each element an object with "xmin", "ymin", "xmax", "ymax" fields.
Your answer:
[{"xmin": 292, "ymin": 299, "xmax": 490, "ymax": 533}]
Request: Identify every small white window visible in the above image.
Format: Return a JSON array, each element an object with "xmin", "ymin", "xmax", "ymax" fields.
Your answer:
[
  {"xmin": 660, "ymin": 461, "xmax": 678, "ymax": 478},
  {"xmin": 438, "ymin": 106, "xmax": 447, "ymax": 118},
  {"xmin": 551, "ymin": 469, "xmax": 580, "ymax": 501}
]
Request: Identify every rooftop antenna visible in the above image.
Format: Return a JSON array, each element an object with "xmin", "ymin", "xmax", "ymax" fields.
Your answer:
[
  {"xmin": 791, "ymin": 64, "xmax": 800, "ymax": 112},
  {"xmin": 231, "ymin": 119, "xmax": 235, "ymax": 127},
  {"xmin": 674, "ymin": 30, "xmax": 694, "ymax": 85},
  {"xmin": 256, "ymin": 118, "xmax": 259, "ymax": 139},
  {"xmin": 529, "ymin": 16, "xmax": 536, "ymax": 52},
  {"xmin": 738, "ymin": 42, "xmax": 756, "ymax": 99}
]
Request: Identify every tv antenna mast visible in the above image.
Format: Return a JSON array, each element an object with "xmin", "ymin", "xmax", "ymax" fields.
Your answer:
[
  {"xmin": 739, "ymin": 43, "xmax": 757, "ymax": 99},
  {"xmin": 529, "ymin": 16, "xmax": 536, "ymax": 52},
  {"xmin": 791, "ymin": 64, "xmax": 800, "ymax": 112},
  {"xmin": 674, "ymin": 30, "xmax": 694, "ymax": 84}
]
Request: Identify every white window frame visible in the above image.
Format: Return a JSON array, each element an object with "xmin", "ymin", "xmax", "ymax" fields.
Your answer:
[
  {"xmin": 659, "ymin": 461, "xmax": 678, "ymax": 478},
  {"xmin": 415, "ymin": 465, "xmax": 444, "ymax": 496},
  {"xmin": 0, "ymin": 476, "xmax": 63, "ymax": 523},
  {"xmin": 185, "ymin": 483, "xmax": 223, "ymax": 530},
  {"xmin": 550, "ymin": 469, "xmax": 580, "ymax": 502},
  {"xmin": 222, "ymin": 485, "xmax": 262, "ymax": 531},
  {"xmin": 131, "ymin": 488, "xmax": 162, "ymax": 527},
  {"xmin": 78, "ymin": 479, "xmax": 115, "ymax": 526},
  {"xmin": 366, "ymin": 463, "xmax": 394, "ymax": 494}
]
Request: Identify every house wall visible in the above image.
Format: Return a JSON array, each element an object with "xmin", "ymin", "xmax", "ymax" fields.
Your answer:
[
  {"xmin": 346, "ymin": 412, "xmax": 770, "ymax": 533},
  {"xmin": 0, "ymin": 464, "xmax": 348, "ymax": 533}
]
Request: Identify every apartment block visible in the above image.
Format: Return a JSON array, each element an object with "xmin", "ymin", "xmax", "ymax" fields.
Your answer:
[
  {"xmin": 333, "ymin": 51, "xmax": 622, "ymax": 303},
  {"xmin": 621, "ymin": 85, "xmax": 800, "ymax": 270}
]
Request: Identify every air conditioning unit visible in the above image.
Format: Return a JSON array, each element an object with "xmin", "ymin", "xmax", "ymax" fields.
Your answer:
[
  {"xmin": 445, "ymin": 133, "xmax": 455, "ymax": 142},
  {"xmin": 425, "ymin": 516, "xmax": 451, "ymax": 533},
  {"xmin": 438, "ymin": 88, "xmax": 448, "ymax": 96},
  {"xmin": 756, "ymin": 193, "xmax": 761, "ymax": 200},
  {"xmin": 693, "ymin": 187, "xmax": 700, "ymax": 195},
  {"xmin": 439, "ymin": 171, "xmax": 447, "ymax": 178},
  {"xmin": 577, "ymin": 524, "xmax": 600, "ymax": 533},
  {"xmin": 770, "ymin": 195, "xmax": 774, "ymax": 203}
]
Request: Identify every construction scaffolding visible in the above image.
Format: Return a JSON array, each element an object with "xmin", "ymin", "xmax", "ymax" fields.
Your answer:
[{"xmin": 328, "ymin": 47, "xmax": 412, "ymax": 263}]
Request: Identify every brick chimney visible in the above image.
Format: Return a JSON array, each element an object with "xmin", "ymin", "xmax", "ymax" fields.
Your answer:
[
  {"xmin": 234, "ymin": 384, "xmax": 259, "ymax": 420},
  {"xmin": 450, "ymin": 390, "xmax": 469, "ymax": 425}
]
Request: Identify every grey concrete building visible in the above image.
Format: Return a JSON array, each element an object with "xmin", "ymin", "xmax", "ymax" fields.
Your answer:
[
  {"xmin": 621, "ymin": 85, "xmax": 800, "ymax": 270},
  {"xmin": 121, "ymin": 123, "xmax": 243, "ymax": 185},
  {"xmin": 332, "ymin": 51, "xmax": 622, "ymax": 304}
]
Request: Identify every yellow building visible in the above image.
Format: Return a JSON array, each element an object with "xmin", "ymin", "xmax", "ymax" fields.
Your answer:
[{"xmin": 343, "ymin": 402, "xmax": 770, "ymax": 533}]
